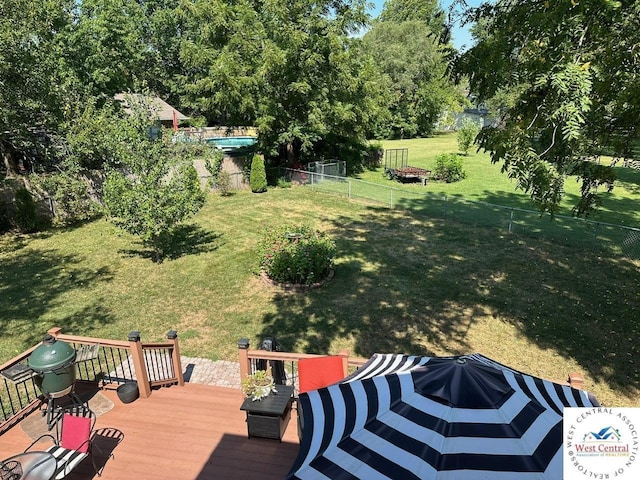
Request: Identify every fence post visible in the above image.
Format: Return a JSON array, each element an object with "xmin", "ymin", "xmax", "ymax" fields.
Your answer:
[
  {"xmin": 509, "ymin": 209, "xmax": 514, "ymax": 233},
  {"xmin": 167, "ymin": 330, "xmax": 184, "ymax": 386},
  {"xmin": 128, "ymin": 331, "xmax": 151, "ymax": 398},
  {"xmin": 238, "ymin": 338, "xmax": 251, "ymax": 385}
]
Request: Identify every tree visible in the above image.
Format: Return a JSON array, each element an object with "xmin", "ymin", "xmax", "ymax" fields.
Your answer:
[
  {"xmin": 249, "ymin": 154, "xmax": 267, "ymax": 193},
  {"xmin": 459, "ymin": 0, "xmax": 639, "ymax": 215},
  {"xmin": 179, "ymin": 0, "xmax": 384, "ymax": 166},
  {"xmin": 0, "ymin": 0, "xmax": 78, "ymax": 177},
  {"xmin": 102, "ymin": 105, "xmax": 205, "ymax": 262},
  {"xmin": 362, "ymin": 20, "xmax": 462, "ymax": 138},
  {"xmin": 379, "ymin": 0, "xmax": 446, "ymax": 35},
  {"xmin": 68, "ymin": 0, "xmax": 148, "ymax": 96},
  {"xmin": 457, "ymin": 117, "xmax": 480, "ymax": 155}
]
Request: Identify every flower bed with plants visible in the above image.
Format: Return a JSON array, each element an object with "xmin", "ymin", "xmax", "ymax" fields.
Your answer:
[{"xmin": 257, "ymin": 223, "xmax": 336, "ymax": 286}]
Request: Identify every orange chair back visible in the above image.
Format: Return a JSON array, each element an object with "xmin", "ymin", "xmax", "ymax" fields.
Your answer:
[{"xmin": 298, "ymin": 356, "xmax": 345, "ymax": 394}]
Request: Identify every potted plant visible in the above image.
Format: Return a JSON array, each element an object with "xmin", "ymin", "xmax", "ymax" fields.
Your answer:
[{"xmin": 242, "ymin": 370, "xmax": 277, "ymax": 401}]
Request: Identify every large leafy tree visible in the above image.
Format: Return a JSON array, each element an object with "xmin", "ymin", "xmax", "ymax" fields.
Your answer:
[
  {"xmin": 379, "ymin": 0, "xmax": 446, "ymax": 35},
  {"xmin": 0, "ymin": 0, "xmax": 77, "ymax": 176},
  {"xmin": 68, "ymin": 0, "xmax": 149, "ymax": 96},
  {"xmin": 362, "ymin": 19, "xmax": 460, "ymax": 138},
  {"xmin": 361, "ymin": 0, "xmax": 463, "ymax": 139},
  {"xmin": 460, "ymin": 0, "xmax": 639, "ymax": 215},
  {"xmin": 178, "ymin": 0, "xmax": 383, "ymax": 164}
]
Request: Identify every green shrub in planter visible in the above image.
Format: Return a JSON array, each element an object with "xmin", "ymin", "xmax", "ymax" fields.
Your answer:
[{"xmin": 257, "ymin": 223, "xmax": 336, "ymax": 285}]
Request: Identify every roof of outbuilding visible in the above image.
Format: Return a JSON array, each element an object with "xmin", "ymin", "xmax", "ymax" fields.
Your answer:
[{"xmin": 114, "ymin": 93, "xmax": 189, "ymax": 121}]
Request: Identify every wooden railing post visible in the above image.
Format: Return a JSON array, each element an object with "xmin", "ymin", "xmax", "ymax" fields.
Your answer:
[
  {"xmin": 238, "ymin": 339, "xmax": 251, "ymax": 384},
  {"xmin": 128, "ymin": 331, "xmax": 151, "ymax": 398},
  {"xmin": 47, "ymin": 327, "xmax": 62, "ymax": 339},
  {"xmin": 338, "ymin": 349, "xmax": 349, "ymax": 378},
  {"xmin": 167, "ymin": 330, "xmax": 184, "ymax": 386},
  {"xmin": 568, "ymin": 372, "xmax": 585, "ymax": 390}
]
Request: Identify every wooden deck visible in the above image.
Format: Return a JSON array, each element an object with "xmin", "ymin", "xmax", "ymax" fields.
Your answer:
[{"xmin": 0, "ymin": 384, "xmax": 300, "ymax": 480}]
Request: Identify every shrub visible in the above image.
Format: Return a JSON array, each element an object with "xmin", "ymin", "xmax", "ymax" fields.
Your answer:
[
  {"xmin": 34, "ymin": 173, "xmax": 98, "ymax": 226},
  {"xmin": 456, "ymin": 118, "xmax": 481, "ymax": 155},
  {"xmin": 216, "ymin": 170, "xmax": 233, "ymax": 196},
  {"xmin": 257, "ymin": 223, "xmax": 336, "ymax": 285},
  {"xmin": 433, "ymin": 153, "xmax": 467, "ymax": 183},
  {"xmin": 249, "ymin": 154, "xmax": 267, "ymax": 193},
  {"xmin": 13, "ymin": 187, "xmax": 38, "ymax": 233},
  {"xmin": 276, "ymin": 177, "xmax": 292, "ymax": 188}
]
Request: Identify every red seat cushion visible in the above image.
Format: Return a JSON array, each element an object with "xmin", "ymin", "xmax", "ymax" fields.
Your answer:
[
  {"xmin": 61, "ymin": 413, "xmax": 91, "ymax": 453},
  {"xmin": 298, "ymin": 356, "xmax": 345, "ymax": 394}
]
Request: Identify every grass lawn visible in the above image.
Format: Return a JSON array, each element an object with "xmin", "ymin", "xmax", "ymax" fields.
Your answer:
[
  {"xmin": 1, "ymin": 186, "xmax": 639, "ymax": 408},
  {"xmin": 359, "ymin": 132, "xmax": 640, "ymax": 227}
]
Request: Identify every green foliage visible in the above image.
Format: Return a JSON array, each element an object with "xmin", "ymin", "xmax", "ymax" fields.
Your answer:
[
  {"xmin": 180, "ymin": 0, "xmax": 382, "ymax": 165},
  {"xmin": 203, "ymin": 148, "xmax": 225, "ymax": 187},
  {"xmin": 457, "ymin": 118, "xmax": 481, "ymax": 155},
  {"xmin": 459, "ymin": 0, "xmax": 639, "ymax": 215},
  {"xmin": 361, "ymin": 19, "xmax": 463, "ymax": 139},
  {"xmin": 249, "ymin": 155, "xmax": 267, "ymax": 193},
  {"xmin": 68, "ymin": 0, "xmax": 147, "ymax": 96},
  {"xmin": 257, "ymin": 223, "xmax": 336, "ymax": 285},
  {"xmin": 433, "ymin": 153, "xmax": 466, "ymax": 183},
  {"xmin": 276, "ymin": 177, "xmax": 292, "ymax": 189},
  {"xmin": 379, "ymin": 0, "xmax": 445, "ymax": 33},
  {"xmin": 216, "ymin": 170, "xmax": 233, "ymax": 196},
  {"xmin": 0, "ymin": 0, "xmax": 78, "ymax": 176},
  {"xmin": 102, "ymin": 104, "xmax": 205, "ymax": 263},
  {"xmin": 32, "ymin": 173, "xmax": 98, "ymax": 226},
  {"xmin": 13, "ymin": 188, "xmax": 38, "ymax": 233},
  {"xmin": 242, "ymin": 370, "xmax": 277, "ymax": 401}
]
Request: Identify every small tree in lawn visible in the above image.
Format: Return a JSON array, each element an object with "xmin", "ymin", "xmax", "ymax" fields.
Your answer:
[
  {"xmin": 102, "ymin": 105, "xmax": 205, "ymax": 263},
  {"xmin": 249, "ymin": 154, "xmax": 267, "ymax": 193},
  {"xmin": 457, "ymin": 118, "xmax": 481, "ymax": 155}
]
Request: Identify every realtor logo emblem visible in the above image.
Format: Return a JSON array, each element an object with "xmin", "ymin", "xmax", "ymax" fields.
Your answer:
[{"xmin": 564, "ymin": 408, "xmax": 640, "ymax": 479}]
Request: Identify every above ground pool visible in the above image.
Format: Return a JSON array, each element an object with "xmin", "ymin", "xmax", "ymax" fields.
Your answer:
[{"xmin": 206, "ymin": 136, "xmax": 257, "ymax": 151}]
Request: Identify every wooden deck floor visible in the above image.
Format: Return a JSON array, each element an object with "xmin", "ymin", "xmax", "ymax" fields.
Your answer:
[{"xmin": 0, "ymin": 384, "xmax": 300, "ymax": 480}]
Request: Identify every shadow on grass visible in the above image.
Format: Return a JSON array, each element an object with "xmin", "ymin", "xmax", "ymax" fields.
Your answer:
[
  {"xmin": 119, "ymin": 224, "xmax": 222, "ymax": 262},
  {"xmin": 257, "ymin": 199, "xmax": 640, "ymax": 403},
  {"xmin": 0, "ymin": 247, "xmax": 116, "ymax": 349}
]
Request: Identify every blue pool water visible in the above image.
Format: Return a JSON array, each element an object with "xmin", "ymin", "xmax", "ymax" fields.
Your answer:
[{"xmin": 206, "ymin": 136, "xmax": 257, "ymax": 151}]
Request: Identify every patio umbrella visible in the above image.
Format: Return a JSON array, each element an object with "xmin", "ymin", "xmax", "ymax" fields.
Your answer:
[{"xmin": 287, "ymin": 353, "xmax": 599, "ymax": 480}]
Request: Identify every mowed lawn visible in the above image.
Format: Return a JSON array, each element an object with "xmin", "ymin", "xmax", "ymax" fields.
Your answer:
[
  {"xmin": 359, "ymin": 133, "xmax": 640, "ymax": 227},
  {"xmin": 1, "ymin": 184, "xmax": 639, "ymax": 408}
]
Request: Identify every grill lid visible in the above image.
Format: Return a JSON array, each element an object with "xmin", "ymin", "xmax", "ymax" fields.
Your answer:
[{"xmin": 28, "ymin": 334, "xmax": 76, "ymax": 372}]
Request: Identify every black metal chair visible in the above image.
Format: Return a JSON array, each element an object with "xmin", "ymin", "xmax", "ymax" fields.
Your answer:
[
  {"xmin": 25, "ymin": 404, "xmax": 99, "ymax": 479},
  {"xmin": 0, "ymin": 460, "xmax": 22, "ymax": 480}
]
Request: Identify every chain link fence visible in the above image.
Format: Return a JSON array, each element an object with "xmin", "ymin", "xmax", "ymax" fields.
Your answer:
[{"xmin": 277, "ymin": 167, "xmax": 640, "ymax": 261}]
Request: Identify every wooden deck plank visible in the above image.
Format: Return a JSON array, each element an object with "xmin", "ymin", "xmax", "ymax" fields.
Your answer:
[{"xmin": 0, "ymin": 384, "xmax": 300, "ymax": 480}]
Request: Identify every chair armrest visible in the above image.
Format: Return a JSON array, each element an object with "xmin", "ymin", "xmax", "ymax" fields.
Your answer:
[{"xmin": 24, "ymin": 434, "xmax": 57, "ymax": 452}]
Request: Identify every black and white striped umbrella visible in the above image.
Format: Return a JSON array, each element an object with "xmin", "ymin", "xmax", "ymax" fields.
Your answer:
[{"xmin": 287, "ymin": 353, "xmax": 599, "ymax": 480}]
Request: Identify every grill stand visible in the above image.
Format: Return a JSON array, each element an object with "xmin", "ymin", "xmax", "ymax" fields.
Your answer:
[{"xmin": 41, "ymin": 390, "xmax": 86, "ymax": 431}]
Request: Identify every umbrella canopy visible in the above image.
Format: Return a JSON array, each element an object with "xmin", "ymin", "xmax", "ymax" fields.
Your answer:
[{"xmin": 287, "ymin": 353, "xmax": 600, "ymax": 480}]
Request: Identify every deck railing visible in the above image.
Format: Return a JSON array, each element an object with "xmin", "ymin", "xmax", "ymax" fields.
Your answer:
[
  {"xmin": 237, "ymin": 340, "xmax": 587, "ymax": 396},
  {"xmin": 0, "ymin": 327, "xmax": 184, "ymax": 435},
  {"xmin": 237, "ymin": 339, "xmax": 368, "ymax": 396}
]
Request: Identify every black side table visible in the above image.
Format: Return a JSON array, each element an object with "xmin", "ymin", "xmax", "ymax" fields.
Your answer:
[{"xmin": 240, "ymin": 385, "xmax": 294, "ymax": 441}]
